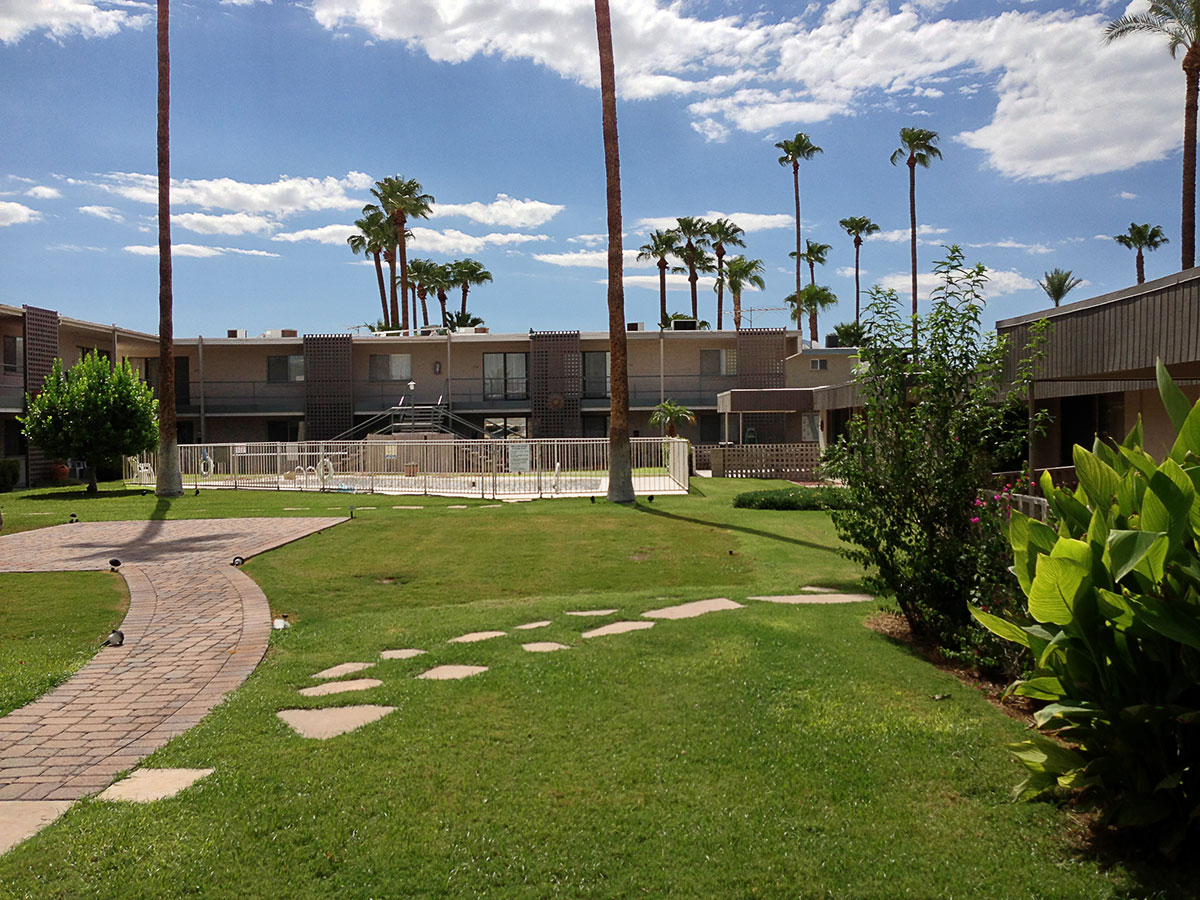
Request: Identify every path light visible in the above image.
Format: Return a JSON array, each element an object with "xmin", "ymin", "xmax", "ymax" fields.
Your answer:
[
  {"xmin": 590, "ymin": 496, "xmax": 595, "ymax": 504},
  {"xmin": 194, "ymin": 488, "xmax": 200, "ymax": 496},
  {"xmin": 109, "ymin": 558, "xmax": 121, "ymax": 572},
  {"xmin": 69, "ymin": 512, "xmax": 78, "ymax": 524},
  {"xmin": 349, "ymin": 505, "xmax": 355, "ymax": 519},
  {"xmin": 231, "ymin": 556, "xmax": 245, "ymax": 567},
  {"xmin": 272, "ymin": 613, "xmax": 291, "ymax": 630},
  {"xmin": 647, "ymin": 495, "xmax": 654, "ymax": 503},
  {"xmin": 102, "ymin": 629, "xmax": 124, "ymax": 647}
]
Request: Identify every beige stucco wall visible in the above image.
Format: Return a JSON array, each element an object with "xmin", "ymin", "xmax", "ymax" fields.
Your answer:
[
  {"xmin": 785, "ymin": 350, "xmax": 858, "ymax": 388},
  {"xmin": 1125, "ymin": 384, "xmax": 1200, "ymax": 461}
]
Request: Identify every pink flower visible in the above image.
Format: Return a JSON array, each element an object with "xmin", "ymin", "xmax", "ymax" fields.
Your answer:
[
  {"xmin": 970, "ymin": 516, "xmax": 980, "ymax": 524},
  {"xmin": 974, "ymin": 498, "xmax": 983, "ymax": 507}
]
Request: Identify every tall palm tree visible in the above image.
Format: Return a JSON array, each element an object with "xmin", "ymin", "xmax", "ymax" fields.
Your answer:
[
  {"xmin": 671, "ymin": 216, "xmax": 712, "ymax": 321},
  {"xmin": 839, "ymin": 215, "xmax": 881, "ymax": 324},
  {"xmin": 448, "ymin": 258, "xmax": 492, "ymax": 316},
  {"xmin": 421, "ymin": 262, "xmax": 454, "ymax": 327},
  {"xmin": 721, "ymin": 255, "xmax": 765, "ymax": 330},
  {"xmin": 1038, "ymin": 268, "xmax": 1083, "ymax": 307},
  {"xmin": 348, "ymin": 206, "xmax": 391, "ymax": 329},
  {"xmin": 594, "ymin": 0, "xmax": 633, "ymax": 503},
  {"xmin": 775, "ymin": 132, "xmax": 823, "ymax": 312},
  {"xmin": 799, "ymin": 239, "xmax": 832, "ymax": 288},
  {"xmin": 786, "ymin": 285, "xmax": 839, "ymax": 345},
  {"xmin": 706, "ymin": 218, "xmax": 745, "ymax": 330},
  {"xmin": 1114, "ymin": 223, "xmax": 1169, "ymax": 284},
  {"xmin": 636, "ymin": 229, "xmax": 682, "ymax": 327},
  {"xmin": 372, "ymin": 177, "xmax": 433, "ymax": 334},
  {"xmin": 1106, "ymin": 4, "xmax": 1200, "ymax": 270},
  {"xmin": 407, "ymin": 257, "xmax": 438, "ymax": 328},
  {"xmin": 890, "ymin": 127, "xmax": 942, "ymax": 347},
  {"xmin": 155, "ymin": 0, "xmax": 181, "ymax": 496}
]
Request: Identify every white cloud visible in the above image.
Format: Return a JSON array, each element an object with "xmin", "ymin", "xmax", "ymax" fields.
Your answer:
[
  {"xmin": 532, "ymin": 249, "xmax": 647, "ymax": 268},
  {"xmin": 220, "ymin": 0, "xmax": 271, "ymax": 5},
  {"xmin": 879, "ymin": 268, "xmax": 1037, "ymax": 298},
  {"xmin": 0, "ymin": 0, "xmax": 149, "ymax": 44},
  {"xmin": 25, "ymin": 185, "xmax": 61, "ymax": 199},
  {"xmin": 613, "ymin": 274, "xmax": 719, "ymax": 291},
  {"xmin": 568, "ymin": 232, "xmax": 623, "ymax": 245},
  {"xmin": 0, "ymin": 200, "xmax": 40, "ymax": 226},
  {"xmin": 123, "ymin": 243, "xmax": 280, "ymax": 258},
  {"xmin": 868, "ymin": 224, "xmax": 949, "ymax": 244},
  {"xmin": 77, "ymin": 171, "xmax": 372, "ymax": 215},
  {"xmin": 47, "ymin": 243, "xmax": 104, "ymax": 252},
  {"xmin": 836, "ymin": 266, "xmax": 858, "ymax": 278},
  {"xmin": 1119, "ymin": 191, "xmax": 1138, "ymax": 200},
  {"xmin": 78, "ymin": 204, "xmax": 124, "ymax": 222},
  {"xmin": 272, "ymin": 223, "xmax": 356, "ymax": 245},
  {"xmin": 966, "ymin": 238, "xmax": 1055, "ymax": 255},
  {"xmin": 430, "ymin": 193, "xmax": 564, "ymax": 228},
  {"xmin": 635, "ymin": 211, "xmax": 793, "ymax": 234},
  {"xmin": 173, "ymin": 211, "xmax": 277, "ymax": 236},
  {"xmin": 408, "ymin": 227, "xmax": 549, "ymax": 255}
]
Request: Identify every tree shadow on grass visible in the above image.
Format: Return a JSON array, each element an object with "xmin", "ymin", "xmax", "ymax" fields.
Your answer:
[
  {"xmin": 632, "ymin": 502, "xmax": 840, "ymax": 555},
  {"xmin": 22, "ymin": 488, "xmax": 154, "ymax": 501}
]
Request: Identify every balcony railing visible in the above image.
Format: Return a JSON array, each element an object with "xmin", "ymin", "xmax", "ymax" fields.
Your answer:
[{"xmin": 179, "ymin": 380, "xmax": 305, "ymax": 415}]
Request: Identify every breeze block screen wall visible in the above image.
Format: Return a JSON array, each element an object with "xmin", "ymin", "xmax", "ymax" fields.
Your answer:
[
  {"xmin": 23, "ymin": 305, "xmax": 59, "ymax": 484},
  {"xmin": 735, "ymin": 328, "xmax": 788, "ymax": 444},
  {"xmin": 303, "ymin": 334, "xmax": 353, "ymax": 440},
  {"xmin": 530, "ymin": 331, "xmax": 582, "ymax": 438}
]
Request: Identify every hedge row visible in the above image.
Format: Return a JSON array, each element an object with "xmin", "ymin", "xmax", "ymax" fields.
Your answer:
[{"xmin": 731, "ymin": 485, "xmax": 850, "ymax": 510}]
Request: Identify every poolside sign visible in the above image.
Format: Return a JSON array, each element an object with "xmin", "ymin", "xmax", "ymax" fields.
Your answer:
[{"xmin": 508, "ymin": 442, "xmax": 532, "ymax": 473}]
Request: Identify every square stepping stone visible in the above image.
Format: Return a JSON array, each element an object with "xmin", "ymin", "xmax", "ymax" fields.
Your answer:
[
  {"xmin": 418, "ymin": 665, "xmax": 488, "ymax": 680},
  {"xmin": 800, "ymin": 586, "xmax": 838, "ymax": 593},
  {"xmin": 448, "ymin": 630, "xmax": 506, "ymax": 644},
  {"xmin": 98, "ymin": 768, "xmax": 215, "ymax": 803},
  {"xmin": 277, "ymin": 705, "xmax": 395, "ymax": 739},
  {"xmin": 0, "ymin": 801, "xmax": 73, "ymax": 856},
  {"xmin": 514, "ymin": 621, "xmax": 551, "ymax": 630},
  {"xmin": 642, "ymin": 598, "xmax": 743, "ymax": 620},
  {"xmin": 380, "ymin": 648, "xmax": 426, "ymax": 660},
  {"xmin": 749, "ymin": 593, "xmax": 874, "ymax": 605},
  {"xmin": 447, "ymin": 505, "xmax": 468, "ymax": 509},
  {"xmin": 565, "ymin": 609, "xmax": 617, "ymax": 617},
  {"xmin": 299, "ymin": 678, "xmax": 382, "ymax": 697},
  {"xmin": 393, "ymin": 505, "xmax": 425, "ymax": 510},
  {"xmin": 581, "ymin": 621, "xmax": 655, "ymax": 639},
  {"xmin": 311, "ymin": 662, "xmax": 375, "ymax": 680},
  {"xmin": 522, "ymin": 642, "xmax": 569, "ymax": 653}
]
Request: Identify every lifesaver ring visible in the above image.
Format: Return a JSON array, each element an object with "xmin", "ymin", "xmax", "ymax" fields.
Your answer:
[
  {"xmin": 199, "ymin": 457, "xmax": 214, "ymax": 477},
  {"xmin": 317, "ymin": 457, "xmax": 335, "ymax": 481}
]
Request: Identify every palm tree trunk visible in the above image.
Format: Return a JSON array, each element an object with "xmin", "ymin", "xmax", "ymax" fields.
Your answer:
[
  {"xmin": 808, "ymin": 309, "xmax": 818, "ymax": 345},
  {"xmin": 417, "ymin": 287, "xmax": 429, "ymax": 328},
  {"xmin": 155, "ymin": 0, "xmax": 181, "ymax": 498},
  {"xmin": 373, "ymin": 251, "xmax": 389, "ymax": 328},
  {"xmin": 854, "ymin": 237, "xmax": 862, "ymax": 325},
  {"xmin": 715, "ymin": 246, "xmax": 724, "ymax": 330},
  {"xmin": 1183, "ymin": 49, "xmax": 1199, "ymax": 270},
  {"xmin": 386, "ymin": 251, "xmax": 399, "ymax": 329},
  {"xmin": 461, "ymin": 284, "xmax": 469, "ymax": 316},
  {"xmin": 657, "ymin": 257, "xmax": 668, "ymax": 326},
  {"xmin": 686, "ymin": 240, "xmax": 698, "ymax": 320},
  {"xmin": 594, "ymin": 0, "xmax": 633, "ymax": 503},
  {"xmin": 808, "ymin": 258, "xmax": 816, "ymax": 287},
  {"xmin": 792, "ymin": 161, "xmax": 802, "ymax": 315},
  {"xmin": 733, "ymin": 289, "xmax": 742, "ymax": 329},
  {"xmin": 1137, "ymin": 248, "xmax": 1145, "ymax": 285},
  {"xmin": 437, "ymin": 290, "xmax": 449, "ymax": 327},
  {"xmin": 908, "ymin": 156, "xmax": 918, "ymax": 349},
  {"xmin": 396, "ymin": 218, "xmax": 410, "ymax": 333}
]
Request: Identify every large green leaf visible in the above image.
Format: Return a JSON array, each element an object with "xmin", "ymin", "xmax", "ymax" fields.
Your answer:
[
  {"xmin": 1035, "ymin": 702, "xmax": 1104, "ymax": 729},
  {"xmin": 1121, "ymin": 415, "xmax": 1143, "ymax": 452},
  {"xmin": 1169, "ymin": 396, "xmax": 1200, "ymax": 464},
  {"xmin": 1117, "ymin": 443, "xmax": 1159, "ymax": 481},
  {"xmin": 1126, "ymin": 593, "xmax": 1200, "ymax": 651},
  {"xmin": 1011, "ymin": 676, "xmax": 1064, "ymax": 700},
  {"xmin": 1097, "ymin": 588, "xmax": 1137, "ymax": 629},
  {"xmin": 1028, "ymin": 553, "xmax": 1089, "ymax": 625},
  {"xmin": 1008, "ymin": 735, "xmax": 1087, "ymax": 777},
  {"xmin": 1141, "ymin": 462, "xmax": 1194, "ymax": 554},
  {"xmin": 1074, "ymin": 445, "xmax": 1120, "ymax": 511},
  {"xmin": 1157, "ymin": 357, "xmax": 1192, "ymax": 434},
  {"xmin": 1107, "ymin": 529, "xmax": 1168, "ymax": 583},
  {"xmin": 969, "ymin": 606, "xmax": 1030, "ymax": 646}
]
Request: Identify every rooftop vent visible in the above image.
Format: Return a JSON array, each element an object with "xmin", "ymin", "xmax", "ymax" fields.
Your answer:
[
  {"xmin": 670, "ymin": 318, "xmax": 698, "ymax": 331},
  {"xmin": 226, "ymin": 329, "xmax": 247, "ymax": 339},
  {"xmin": 627, "ymin": 322, "xmax": 644, "ymax": 331}
]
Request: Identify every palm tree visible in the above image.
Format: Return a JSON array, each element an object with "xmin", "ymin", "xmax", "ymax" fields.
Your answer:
[
  {"xmin": 839, "ymin": 215, "xmax": 881, "ymax": 324},
  {"xmin": 706, "ymin": 218, "xmax": 745, "ymax": 330},
  {"xmin": 155, "ymin": 0, "xmax": 181, "ymax": 497},
  {"xmin": 1114, "ymin": 223, "xmax": 1169, "ymax": 284},
  {"xmin": 372, "ymin": 177, "xmax": 434, "ymax": 334},
  {"xmin": 1106, "ymin": 4, "xmax": 1200, "ymax": 270},
  {"xmin": 776, "ymin": 132, "xmax": 823, "ymax": 312},
  {"xmin": 671, "ymin": 216, "xmax": 712, "ymax": 321},
  {"xmin": 799, "ymin": 239, "xmax": 832, "ymax": 287},
  {"xmin": 649, "ymin": 400, "xmax": 696, "ymax": 437},
  {"xmin": 348, "ymin": 206, "xmax": 391, "ymax": 329},
  {"xmin": 890, "ymin": 127, "xmax": 942, "ymax": 347},
  {"xmin": 637, "ymin": 229, "xmax": 682, "ymax": 328},
  {"xmin": 786, "ymin": 284, "xmax": 839, "ymax": 345},
  {"xmin": 1038, "ymin": 268, "xmax": 1083, "ymax": 307},
  {"xmin": 421, "ymin": 262, "xmax": 455, "ymax": 327},
  {"xmin": 407, "ymin": 257, "xmax": 438, "ymax": 328},
  {"xmin": 721, "ymin": 255, "xmax": 765, "ymax": 330},
  {"xmin": 594, "ymin": 0, "xmax": 634, "ymax": 503},
  {"xmin": 446, "ymin": 310, "xmax": 484, "ymax": 331},
  {"xmin": 448, "ymin": 258, "xmax": 492, "ymax": 316}
]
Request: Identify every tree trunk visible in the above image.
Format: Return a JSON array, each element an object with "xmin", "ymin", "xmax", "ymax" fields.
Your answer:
[
  {"xmin": 809, "ymin": 309, "xmax": 818, "ymax": 345},
  {"xmin": 715, "ymin": 244, "xmax": 725, "ymax": 330},
  {"xmin": 657, "ymin": 257, "xmax": 668, "ymax": 327},
  {"xmin": 373, "ymin": 251, "xmax": 389, "ymax": 328},
  {"xmin": 1183, "ymin": 47, "xmax": 1199, "ymax": 270},
  {"xmin": 594, "ymin": 0, "xmax": 634, "ymax": 503},
  {"xmin": 438, "ymin": 290, "xmax": 449, "ymax": 327},
  {"xmin": 87, "ymin": 465, "xmax": 98, "ymax": 495},
  {"xmin": 418, "ymin": 287, "xmax": 429, "ymax": 328},
  {"xmin": 854, "ymin": 236, "xmax": 862, "ymax": 325},
  {"xmin": 386, "ymin": 250, "xmax": 399, "ymax": 330},
  {"xmin": 1137, "ymin": 248, "xmax": 1145, "ymax": 285},
  {"xmin": 733, "ymin": 289, "xmax": 742, "ymax": 329},
  {"xmin": 686, "ymin": 239, "xmax": 698, "ymax": 321},
  {"xmin": 461, "ymin": 283, "xmax": 469, "ymax": 316},
  {"xmin": 155, "ymin": 0, "xmax": 182, "ymax": 498},
  {"xmin": 396, "ymin": 216, "xmax": 410, "ymax": 333},
  {"xmin": 411, "ymin": 283, "xmax": 418, "ymax": 334},
  {"xmin": 908, "ymin": 155, "xmax": 918, "ymax": 350},
  {"xmin": 792, "ymin": 160, "xmax": 802, "ymax": 319}
]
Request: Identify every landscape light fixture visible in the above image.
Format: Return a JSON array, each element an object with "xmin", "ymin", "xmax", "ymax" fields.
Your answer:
[
  {"xmin": 231, "ymin": 556, "xmax": 245, "ymax": 567},
  {"xmin": 349, "ymin": 505, "xmax": 355, "ymax": 519},
  {"xmin": 109, "ymin": 558, "xmax": 121, "ymax": 572},
  {"xmin": 103, "ymin": 629, "xmax": 124, "ymax": 647},
  {"xmin": 69, "ymin": 512, "xmax": 78, "ymax": 524}
]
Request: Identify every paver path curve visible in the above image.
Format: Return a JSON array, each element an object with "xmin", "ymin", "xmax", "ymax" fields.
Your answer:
[{"xmin": 0, "ymin": 517, "xmax": 342, "ymax": 803}]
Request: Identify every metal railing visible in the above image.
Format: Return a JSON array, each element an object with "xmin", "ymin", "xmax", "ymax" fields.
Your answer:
[{"xmin": 125, "ymin": 437, "xmax": 690, "ymax": 500}]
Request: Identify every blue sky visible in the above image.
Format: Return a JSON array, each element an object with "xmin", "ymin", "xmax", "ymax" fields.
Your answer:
[{"xmin": 0, "ymin": 0, "xmax": 1185, "ymax": 340}]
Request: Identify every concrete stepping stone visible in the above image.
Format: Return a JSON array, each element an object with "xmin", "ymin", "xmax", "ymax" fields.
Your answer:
[
  {"xmin": 393, "ymin": 505, "xmax": 424, "ymax": 510},
  {"xmin": 355, "ymin": 506, "xmax": 377, "ymax": 510},
  {"xmin": 276, "ymin": 705, "xmax": 395, "ymax": 739},
  {"xmin": 750, "ymin": 593, "xmax": 874, "ymax": 604},
  {"xmin": 282, "ymin": 507, "xmax": 310, "ymax": 511},
  {"xmin": 565, "ymin": 609, "xmax": 617, "ymax": 617},
  {"xmin": 380, "ymin": 648, "xmax": 426, "ymax": 660},
  {"xmin": 522, "ymin": 641, "xmax": 569, "ymax": 652},
  {"xmin": 479, "ymin": 504, "xmax": 502, "ymax": 508},
  {"xmin": 514, "ymin": 621, "xmax": 551, "ymax": 630},
  {"xmin": 643, "ymin": 598, "xmax": 744, "ymax": 620},
  {"xmin": 299, "ymin": 678, "xmax": 382, "ymax": 697},
  {"xmin": 0, "ymin": 801, "xmax": 73, "ymax": 855},
  {"xmin": 418, "ymin": 665, "xmax": 488, "ymax": 680},
  {"xmin": 447, "ymin": 505, "xmax": 468, "ymax": 509},
  {"xmin": 581, "ymin": 621, "xmax": 655, "ymax": 639},
  {"xmin": 311, "ymin": 662, "xmax": 375, "ymax": 679},
  {"xmin": 448, "ymin": 630, "xmax": 506, "ymax": 644},
  {"xmin": 800, "ymin": 586, "xmax": 838, "ymax": 593},
  {"xmin": 98, "ymin": 768, "xmax": 215, "ymax": 803}
]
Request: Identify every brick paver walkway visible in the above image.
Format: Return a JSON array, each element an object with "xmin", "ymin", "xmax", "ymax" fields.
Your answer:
[{"xmin": 0, "ymin": 518, "xmax": 342, "ymax": 803}]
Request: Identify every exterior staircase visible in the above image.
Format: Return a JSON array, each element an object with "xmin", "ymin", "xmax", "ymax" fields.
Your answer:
[{"xmin": 333, "ymin": 401, "xmax": 486, "ymax": 441}]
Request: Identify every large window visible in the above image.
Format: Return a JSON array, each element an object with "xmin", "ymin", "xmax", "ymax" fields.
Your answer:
[
  {"xmin": 267, "ymin": 354, "xmax": 305, "ymax": 383},
  {"xmin": 2, "ymin": 335, "xmax": 22, "ymax": 375},
  {"xmin": 582, "ymin": 351, "xmax": 610, "ymax": 398},
  {"xmin": 700, "ymin": 348, "xmax": 736, "ymax": 376},
  {"xmin": 369, "ymin": 353, "xmax": 412, "ymax": 382},
  {"xmin": 483, "ymin": 352, "xmax": 528, "ymax": 400},
  {"xmin": 484, "ymin": 417, "xmax": 528, "ymax": 439}
]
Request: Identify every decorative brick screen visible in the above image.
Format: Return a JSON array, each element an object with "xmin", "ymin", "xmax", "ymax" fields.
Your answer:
[
  {"xmin": 736, "ymin": 328, "xmax": 787, "ymax": 443},
  {"xmin": 530, "ymin": 331, "xmax": 581, "ymax": 438},
  {"xmin": 23, "ymin": 305, "xmax": 59, "ymax": 484},
  {"xmin": 709, "ymin": 442, "xmax": 821, "ymax": 480},
  {"xmin": 303, "ymin": 334, "xmax": 353, "ymax": 440}
]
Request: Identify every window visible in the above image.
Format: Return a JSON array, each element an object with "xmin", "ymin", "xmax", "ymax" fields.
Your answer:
[
  {"xmin": 700, "ymin": 348, "xmax": 736, "ymax": 376},
  {"xmin": 484, "ymin": 417, "xmax": 528, "ymax": 439},
  {"xmin": 582, "ymin": 415, "xmax": 609, "ymax": 438},
  {"xmin": 78, "ymin": 346, "xmax": 110, "ymax": 363},
  {"xmin": 699, "ymin": 414, "xmax": 721, "ymax": 443},
  {"xmin": 267, "ymin": 354, "xmax": 305, "ymax": 383},
  {"xmin": 582, "ymin": 351, "xmax": 610, "ymax": 398},
  {"xmin": 267, "ymin": 420, "xmax": 302, "ymax": 442},
  {"xmin": 801, "ymin": 413, "xmax": 821, "ymax": 442},
  {"xmin": 2, "ymin": 335, "xmax": 22, "ymax": 375},
  {"xmin": 483, "ymin": 352, "xmax": 528, "ymax": 400},
  {"xmin": 810, "ymin": 358, "xmax": 828, "ymax": 371},
  {"xmin": 369, "ymin": 353, "xmax": 412, "ymax": 381}
]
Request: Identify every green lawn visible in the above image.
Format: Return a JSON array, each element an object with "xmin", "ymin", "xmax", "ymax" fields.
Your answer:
[
  {"xmin": 0, "ymin": 572, "xmax": 128, "ymax": 718},
  {"xmin": 0, "ymin": 480, "xmax": 1189, "ymax": 898}
]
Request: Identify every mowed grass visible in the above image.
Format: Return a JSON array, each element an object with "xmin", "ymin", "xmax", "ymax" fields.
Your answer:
[
  {"xmin": 0, "ymin": 479, "xmax": 1187, "ymax": 898},
  {"xmin": 0, "ymin": 572, "xmax": 127, "ymax": 717}
]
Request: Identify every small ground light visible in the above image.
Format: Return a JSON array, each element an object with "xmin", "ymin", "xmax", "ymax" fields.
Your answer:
[
  {"xmin": 349, "ymin": 505, "xmax": 355, "ymax": 519},
  {"xmin": 231, "ymin": 556, "xmax": 245, "ymax": 567},
  {"xmin": 109, "ymin": 558, "xmax": 121, "ymax": 572},
  {"xmin": 103, "ymin": 629, "xmax": 124, "ymax": 647},
  {"xmin": 647, "ymin": 496, "xmax": 654, "ymax": 503},
  {"xmin": 69, "ymin": 512, "xmax": 78, "ymax": 524},
  {"xmin": 590, "ymin": 496, "xmax": 595, "ymax": 504}
]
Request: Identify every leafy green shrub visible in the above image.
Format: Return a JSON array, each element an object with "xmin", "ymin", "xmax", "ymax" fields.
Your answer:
[
  {"xmin": 0, "ymin": 458, "xmax": 18, "ymax": 492},
  {"xmin": 732, "ymin": 485, "xmax": 851, "ymax": 510},
  {"xmin": 974, "ymin": 361, "xmax": 1200, "ymax": 855}
]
